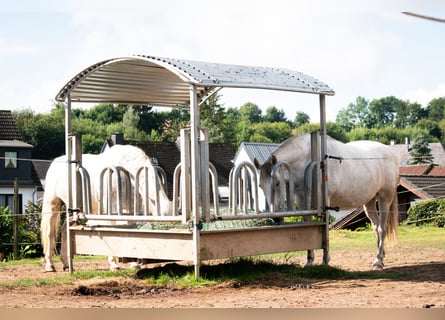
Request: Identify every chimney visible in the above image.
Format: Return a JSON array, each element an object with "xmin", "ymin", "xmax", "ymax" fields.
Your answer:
[
  {"xmin": 111, "ymin": 132, "xmax": 124, "ymax": 145},
  {"xmin": 405, "ymin": 137, "xmax": 411, "ymax": 151}
]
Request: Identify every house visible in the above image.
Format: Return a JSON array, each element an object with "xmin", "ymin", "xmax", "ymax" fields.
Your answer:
[
  {"xmin": 102, "ymin": 133, "xmax": 235, "ymax": 201},
  {"xmin": 0, "ymin": 110, "xmax": 42, "ymax": 213}
]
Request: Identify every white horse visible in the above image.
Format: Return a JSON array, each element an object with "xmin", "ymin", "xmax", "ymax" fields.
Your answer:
[
  {"xmin": 41, "ymin": 144, "xmax": 172, "ymax": 272},
  {"xmin": 254, "ymin": 133, "xmax": 399, "ymax": 270}
]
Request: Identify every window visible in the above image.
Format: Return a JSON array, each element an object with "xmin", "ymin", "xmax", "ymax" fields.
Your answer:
[
  {"xmin": 5, "ymin": 151, "xmax": 18, "ymax": 169},
  {"xmin": 0, "ymin": 194, "xmax": 22, "ymax": 214}
]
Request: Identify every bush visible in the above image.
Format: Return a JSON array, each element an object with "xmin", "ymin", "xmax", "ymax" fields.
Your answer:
[
  {"xmin": 0, "ymin": 202, "xmax": 42, "ymax": 261},
  {"xmin": 407, "ymin": 199, "xmax": 445, "ymax": 227}
]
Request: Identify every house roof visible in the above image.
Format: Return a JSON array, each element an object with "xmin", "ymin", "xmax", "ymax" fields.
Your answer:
[
  {"xmin": 0, "ymin": 140, "xmax": 32, "ymax": 148},
  {"xmin": 0, "ymin": 110, "xmax": 23, "ymax": 140},
  {"xmin": 389, "ymin": 142, "xmax": 445, "ymax": 166},
  {"xmin": 400, "ymin": 175, "xmax": 445, "ymax": 200},
  {"xmin": 55, "ymin": 55, "xmax": 334, "ymax": 107},
  {"xmin": 235, "ymin": 142, "xmax": 279, "ymax": 165},
  {"xmin": 399, "ymin": 163, "xmax": 445, "ymax": 200},
  {"xmin": 330, "ymin": 208, "xmax": 364, "ymax": 230},
  {"xmin": 399, "ymin": 164, "xmax": 433, "ymax": 175},
  {"xmin": 104, "ymin": 135, "xmax": 235, "ymax": 199}
]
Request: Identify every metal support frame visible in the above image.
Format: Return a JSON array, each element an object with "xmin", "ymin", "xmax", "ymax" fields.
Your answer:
[
  {"xmin": 319, "ymin": 94, "xmax": 330, "ymax": 265},
  {"xmin": 60, "ymin": 58, "xmax": 333, "ymax": 280},
  {"xmin": 65, "ymin": 96, "xmax": 73, "ymax": 273},
  {"xmin": 190, "ymin": 84, "xmax": 201, "ymax": 279},
  {"xmin": 229, "ymin": 161, "xmax": 259, "ymax": 215}
]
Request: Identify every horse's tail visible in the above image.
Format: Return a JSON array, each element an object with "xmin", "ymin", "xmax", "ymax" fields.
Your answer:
[{"xmin": 386, "ymin": 191, "xmax": 399, "ymax": 245}]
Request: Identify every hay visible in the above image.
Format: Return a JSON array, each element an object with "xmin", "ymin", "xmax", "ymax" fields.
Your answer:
[{"xmin": 135, "ymin": 217, "xmax": 277, "ymax": 231}]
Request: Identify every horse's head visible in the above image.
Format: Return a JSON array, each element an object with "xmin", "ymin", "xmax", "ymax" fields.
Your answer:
[{"xmin": 254, "ymin": 154, "xmax": 291, "ymax": 211}]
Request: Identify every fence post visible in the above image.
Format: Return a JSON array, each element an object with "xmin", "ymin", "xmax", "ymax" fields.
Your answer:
[{"xmin": 13, "ymin": 178, "xmax": 19, "ymax": 260}]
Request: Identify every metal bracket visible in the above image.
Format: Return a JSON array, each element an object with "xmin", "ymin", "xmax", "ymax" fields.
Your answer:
[{"xmin": 324, "ymin": 155, "xmax": 343, "ymax": 163}]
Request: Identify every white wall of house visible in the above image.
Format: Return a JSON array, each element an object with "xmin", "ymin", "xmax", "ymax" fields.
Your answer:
[{"xmin": 0, "ymin": 186, "xmax": 38, "ymax": 213}]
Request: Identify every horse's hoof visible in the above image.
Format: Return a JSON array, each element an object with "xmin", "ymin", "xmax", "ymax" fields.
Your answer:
[
  {"xmin": 372, "ymin": 262, "xmax": 384, "ymax": 271},
  {"xmin": 110, "ymin": 264, "xmax": 120, "ymax": 272},
  {"xmin": 304, "ymin": 262, "xmax": 314, "ymax": 268},
  {"xmin": 44, "ymin": 266, "xmax": 56, "ymax": 272},
  {"xmin": 129, "ymin": 262, "xmax": 141, "ymax": 270}
]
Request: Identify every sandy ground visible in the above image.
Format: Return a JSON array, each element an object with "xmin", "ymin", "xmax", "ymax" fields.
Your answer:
[{"xmin": 0, "ymin": 241, "xmax": 444, "ymax": 308}]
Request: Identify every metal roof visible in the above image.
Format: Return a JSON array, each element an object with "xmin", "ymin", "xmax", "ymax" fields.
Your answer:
[{"xmin": 56, "ymin": 55, "xmax": 335, "ymax": 107}]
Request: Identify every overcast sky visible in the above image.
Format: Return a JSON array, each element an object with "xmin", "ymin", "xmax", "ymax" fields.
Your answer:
[{"xmin": 1, "ymin": 0, "xmax": 444, "ymax": 122}]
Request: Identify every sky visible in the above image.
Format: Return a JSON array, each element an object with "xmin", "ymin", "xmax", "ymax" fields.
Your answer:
[{"xmin": 0, "ymin": 0, "xmax": 444, "ymax": 122}]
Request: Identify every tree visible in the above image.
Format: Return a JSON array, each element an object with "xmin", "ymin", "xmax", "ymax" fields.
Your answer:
[
  {"xmin": 15, "ymin": 108, "xmax": 65, "ymax": 160},
  {"xmin": 120, "ymin": 106, "xmax": 149, "ymax": 141},
  {"xmin": 238, "ymin": 102, "xmax": 262, "ymax": 123},
  {"xmin": 292, "ymin": 122, "xmax": 347, "ymax": 143},
  {"xmin": 73, "ymin": 117, "xmax": 107, "ymax": 153},
  {"xmin": 409, "ymin": 134, "xmax": 434, "ymax": 164},
  {"xmin": 250, "ymin": 122, "xmax": 292, "ymax": 143},
  {"xmin": 81, "ymin": 103, "xmax": 127, "ymax": 125},
  {"xmin": 159, "ymin": 108, "xmax": 190, "ymax": 142},
  {"xmin": 415, "ymin": 119, "xmax": 442, "ymax": 141},
  {"xmin": 200, "ymin": 94, "xmax": 227, "ymax": 143},
  {"xmin": 336, "ymin": 96, "xmax": 370, "ymax": 131},
  {"xmin": 132, "ymin": 105, "xmax": 166, "ymax": 135},
  {"xmin": 293, "ymin": 111, "xmax": 310, "ymax": 128},
  {"xmin": 404, "ymin": 101, "xmax": 427, "ymax": 127},
  {"xmin": 263, "ymin": 106, "xmax": 287, "ymax": 123},
  {"xmin": 368, "ymin": 96, "xmax": 399, "ymax": 128},
  {"xmin": 426, "ymin": 97, "xmax": 445, "ymax": 122}
]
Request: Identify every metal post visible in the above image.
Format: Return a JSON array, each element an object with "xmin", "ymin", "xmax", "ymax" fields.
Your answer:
[
  {"xmin": 65, "ymin": 96, "xmax": 73, "ymax": 272},
  {"xmin": 200, "ymin": 128, "xmax": 210, "ymax": 222},
  {"xmin": 190, "ymin": 84, "xmax": 201, "ymax": 279},
  {"xmin": 319, "ymin": 94, "xmax": 330, "ymax": 265},
  {"xmin": 180, "ymin": 129, "xmax": 191, "ymax": 222},
  {"xmin": 73, "ymin": 135, "xmax": 82, "ymax": 218}
]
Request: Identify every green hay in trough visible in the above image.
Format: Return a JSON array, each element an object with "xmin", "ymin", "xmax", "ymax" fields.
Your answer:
[{"xmin": 136, "ymin": 217, "xmax": 278, "ymax": 231}]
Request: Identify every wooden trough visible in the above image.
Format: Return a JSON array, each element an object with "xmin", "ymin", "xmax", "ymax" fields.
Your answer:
[{"xmin": 55, "ymin": 55, "xmax": 335, "ymax": 278}]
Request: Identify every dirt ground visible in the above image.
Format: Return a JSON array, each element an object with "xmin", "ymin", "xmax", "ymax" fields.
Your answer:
[{"xmin": 0, "ymin": 242, "xmax": 444, "ymax": 308}]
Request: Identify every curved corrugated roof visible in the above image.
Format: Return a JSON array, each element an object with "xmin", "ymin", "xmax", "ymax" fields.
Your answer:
[{"xmin": 55, "ymin": 55, "xmax": 334, "ymax": 107}]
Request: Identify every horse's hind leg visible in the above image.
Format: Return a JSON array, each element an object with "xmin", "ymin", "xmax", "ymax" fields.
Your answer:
[
  {"xmin": 364, "ymin": 199, "xmax": 386, "ymax": 270},
  {"xmin": 303, "ymin": 215, "xmax": 315, "ymax": 267},
  {"xmin": 108, "ymin": 256, "xmax": 120, "ymax": 271},
  {"xmin": 41, "ymin": 199, "xmax": 61, "ymax": 272},
  {"xmin": 305, "ymin": 250, "xmax": 315, "ymax": 267}
]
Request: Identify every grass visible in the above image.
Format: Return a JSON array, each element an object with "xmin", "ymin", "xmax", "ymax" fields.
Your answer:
[
  {"xmin": 0, "ymin": 225, "xmax": 443, "ymax": 288},
  {"xmin": 0, "ymin": 267, "xmax": 136, "ymax": 289}
]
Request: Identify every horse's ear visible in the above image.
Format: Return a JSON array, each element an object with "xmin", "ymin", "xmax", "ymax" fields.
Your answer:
[
  {"xmin": 253, "ymin": 158, "xmax": 261, "ymax": 170},
  {"xmin": 271, "ymin": 154, "xmax": 278, "ymax": 165}
]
